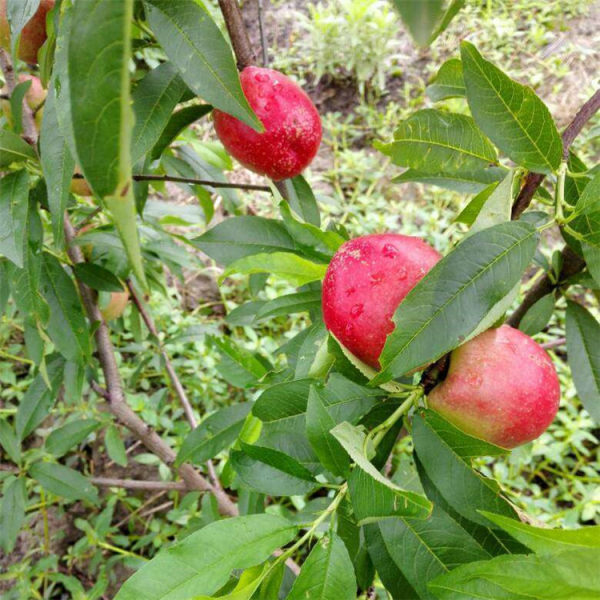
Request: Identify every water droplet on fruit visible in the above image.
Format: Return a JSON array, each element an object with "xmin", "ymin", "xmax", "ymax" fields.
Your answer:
[
  {"xmin": 397, "ymin": 266, "xmax": 407, "ymax": 280},
  {"xmin": 344, "ymin": 322, "xmax": 353, "ymax": 337},
  {"xmin": 254, "ymin": 73, "xmax": 269, "ymax": 83},
  {"xmin": 264, "ymin": 100, "xmax": 276, "ymax": 113},
  {"xmin": 382, "ymin": 243, "xmax": 398, "ymax": 258},
  {"xmin": 350, "ymin": 303, "xmax": 364, "ymax": 318},
  {"xmin": 345, "ymin": 287, "xmax": 356, "ymax": 296},
  {"xmin": 370, "ymin": 271, "xmax": 385, "ymax": 285}
]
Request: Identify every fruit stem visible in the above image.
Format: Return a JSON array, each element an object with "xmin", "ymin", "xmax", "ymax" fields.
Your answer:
[{"xmin": 370, "ymin": 389, "xmax": 422, "ymax": 448}]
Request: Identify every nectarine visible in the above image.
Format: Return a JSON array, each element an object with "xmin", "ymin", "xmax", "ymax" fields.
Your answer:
[
  {"xmin": 428, "ymin": 325, "xmax": 560, "ymax": 448},
  {"xmin": 213, "ymin": 66, "xmax": 322, "ymax": 180},
  {"xmin": 322, "ymin": 234, "xmax": 441, "ymax": 369}
]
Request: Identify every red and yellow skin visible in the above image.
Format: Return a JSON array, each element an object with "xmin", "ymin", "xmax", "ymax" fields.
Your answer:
[
  {"xmin": 322, "ymin": 233, "xmax": 441, "ymax": 369},
  {"xmin": 428, "ymin": 325, "xmax": 560, "ymax": 448},
  {"xmin": 213, "ymin": 66, "xmax": 322, "ymax": 181},
  {"xmin": 0, "ymin": 0, "xmax": 55, "ymax": 65},
  {"xmin": 2, "ymin": 74, "xmax": 46, "ymax": 129}
]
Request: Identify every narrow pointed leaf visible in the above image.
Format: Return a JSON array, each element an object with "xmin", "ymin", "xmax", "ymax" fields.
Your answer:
[
  {"xmin": 0, "ymin": 170, "xmax": 30, "ymax": 268},
  {"xmin": 29, "ymin": 462, "xmax": 99, "ymax": 505}
]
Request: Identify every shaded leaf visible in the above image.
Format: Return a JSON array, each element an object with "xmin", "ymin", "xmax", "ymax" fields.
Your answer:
[
  {"xmin": 0, "ymin": 477, "xmax": 26, "ymax": 553},
  {"xmin": 30, "ymin": 462, "xmax": 99, "ymax": 505},
  {"xmin": 426, "ymin": 57, "xmax": 465, "ymax": 101},
  {"xmin": 45, "ymin": 419, "xmax": 101, "ymax": 458},
  {"xmin": 0, "ymin": 170, "xmax": 30, "ymax": 268},
  {"xmin": 0, "ymin": 129, "xmax": 37, "ymax": 167}
]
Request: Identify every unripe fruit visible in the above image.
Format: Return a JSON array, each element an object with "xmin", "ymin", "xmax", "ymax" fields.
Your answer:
[
  {"xmin": 213, "ymin": 66, "xmax": 322, "ymax": 181},
  {"xmin": 2, "ymin": 74, "xmax": 46, "ymax": 129},
  {"xmin": 428, "ymin": 325, "xmax": 560, "ymax": 448},
  {"xmin": 322, "ymin": 234, "xmax": 441, "ymax": 369},
  {"xmin": 0, "ymin": 0, "xmax": 54, "ymax": 65},
  {"xmin": 101, "ymin": 291, "xmax": 129, "ymax": 322}
]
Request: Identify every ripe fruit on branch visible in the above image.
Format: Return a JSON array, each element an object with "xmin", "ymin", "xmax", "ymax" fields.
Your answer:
[
  {"xmin": 70, "ymin": 167, "xmax": 92, "ymax": 196},
  {"xmin": 213, "ymin": 66, "xmax": 322, "ymax": 181},
  {"xmin": 322, "ymin": 233, "xmax": 441, "ymax": 369},
  {"xmin": 2, "ymin": 74, "xmax": 46, "ymax": 129},
  {"xmin": 0, "ymin": 0, "xmax": 54, "ymax": 64},
  {"xmin": 428, "ymin": 325, "xmax": 560, "ymax": 448}
]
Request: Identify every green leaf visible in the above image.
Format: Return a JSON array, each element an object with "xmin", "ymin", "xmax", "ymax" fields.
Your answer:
[
  {"xmin": 131, "ymin": 62, "xmax": 187, "ymax": 164},
  {"xmin": 175, "ymin": 403, "xmax": 252, "ymax": 466},
  {"xmin": 40, "ymin": 82, "xmax": 75, "ymax": 247},
  {"xmin": 393, "ymin": 166, "xmax": 505, "ymax": 194},
  {"xmin": 231, "ymin": 442, "xmax": 318, "ymax": 496},
  {"xmin": 68, "ymin": 0, "xmax": 146, "ymax": 286},
  {"xmin": 0, "ymin": 420, "xmax": 21, "ymax": 464},
  {"xmin": 7, "ymin": 0, "xmax": 41, "ymax": 57},
  {"xmin": 255, "ymin": 290, "xmax": 322, "ymax": 322},
  {"xmin": 470, "ymin": 169, "xmax": 518, "ymax": 234},
  {"xmin": 428, "ymin": 548, "xmax": 600, "ymax": 600},
  {"xmin": 287, "ymin": 534, "xmax": 357, "ymax": 600},
  {"xmin": 0, "ymin": 129, "xmax": 37, "ymax": 167},
  {"xmin": 373, "ymin": 222, "xmax": 537, "ymax": 384},
  {"xmin": 365, "ymin": 501, "xmax": 492, "ymax": 600},
  {"xmin": 455, "ymin": 183, "xmax": 497, "ymax": 225},
  {"xmin": 209, "ymin": 336, "xmax": 269, "ymax": 388},
  {"xmin": 279, "ymin": 175, "xmax": 321, "ymax": 227},
  {"xmin": 306, "ymin": 386, "xmax": 350, "ymax": 477},
  {"xmin": 143, "ymin": 0, "xmax": 261, "ymax": 130},
  {"xmin": 71, "ymin": 263, "xmax": 125, "ymax": 292},
  {"xmin": 39, "ymin": 253, "xmax": 92, "ymax": 363},
  {"xmin": 45, "ymin": 419, "xmax": 101, "ymax": 458},
  {"xmin": 223, "ymin": 252, "xmax": 327, "ymax": 287},
  {"xmin": 566, "ymin": 301, "xmax": 600, "ymax": 423},
  {"xmin": 9, "ymin": 79, "xmax": 30, "ymax": 135},
  {"xmin": 376, "ymin": 109, "xmax": 497, "ymax": 173},
  {"xmin": 392, "ymin": 0, "xmax": 444, "ymax": 46},
  {"xmin": 253, "ymin": 379, "xmax": 317, "ymax": 423},
  {"xmin": 583, "ymin": 243, "xmax": 600, "ymax": 287},
  {"xmin": 115, "ymin": 514, "xmax": 296, "ymax": 600},
  {"xmin": 105, "ymin": 425, "xmax": 128, "ymax": 467},
  {"xmin": 519, "ymin": 293, "xmax": 555, "ymax": 336},
  {"xmin": 0, "ymin": 170, "xmax": 30, "ymax": 268},
  {"xmin": 195, "ymin": 564, "xmax": 270, "ymax": 600},
  {"xmin": 150, "ymin": 104, "xmax": 213, "ymax": 159},
  {"xmin": 412, "ymin": 412, "xmax": 517, "ymax": 527},
  {"xmin": 0, "ymin": 477, "xmax": 26, "ymax": 553},
  {"xmin": 192, "ymin": 216, "xmax": 295, "ymax": 266},
  {"xmin": 16, "ymin": 355, "xmax": 65, "ymax": 440},
  {"xmin": 480, "ymin": 511, "xmax": 600, "ymax": 555},
  {"xmin": 29, "ymin": 462, "xmax": 99, "ymax": 505},
  {"xmin": 426, "ymin": 57, "xmax": 465, "ymax": 101},
  {"xmin": 460, "ymin": 41, "xmax": 562, "ymax": 174},
  {"xmin": 331, "ymin": 422, "xmax": 432, "ymax": 520},
  {"xmin": 415, "ymin": 455, "xmax": 523, "ymax": 557},
  {"xmin": 569, "ymin": 171, "xmax": 600, "ymax": 249}
]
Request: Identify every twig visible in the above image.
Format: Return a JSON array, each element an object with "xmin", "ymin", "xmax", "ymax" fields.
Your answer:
[
  {"xmin": 64, "ymin": 217, "xmax": 237, "ymax": 517},
  {"xmin": 138, "ymin": 500, "xmax": 174, "ymax": 519},
  {"xmin": 218, "ymin": 0, "xmax": 256, "ymax": 69},
  {"xmin": 257, "ymin": 0, "xmax": 268, "ymax": 66},
  {"xmin": 91, "ymin": 477, "xmax": 187, "ymax": 491},
  {"xmin": 74, "ymin": 173, "xmax": 271, "ymax": 192},
  {"xmin": 511, "ymin": 87, "xmax": 600, "ymax": 219},
  {"xmin": 541, "ymin": 337, "xmax": 566, "ymax": 350},
  {"xmin": 506, "ymin": 247, "xmax": 585, "ymax": 328},
  {"xmin": 0, "ymin": 48, "xmax": 38, "ymax": 146},
  {"xmin": 126, "ymin": 280, "xmax": 198, "ymax": 430}
]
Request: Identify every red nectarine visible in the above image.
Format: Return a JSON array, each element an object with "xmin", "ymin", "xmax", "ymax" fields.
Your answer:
[
  {"xmin": 213, "ymin": 66, "xmax": 322, "ymax": 181},
  {"xmin": 322, "ymin": 234, "xmax": 441, "ymax": 369},
  {"xmin": 428, "ymin": 325, "xmax": 560, "ymax": 448},
  {"xmin": 0, "ymin": 0, "xmax": 54, "ymax": 65}
]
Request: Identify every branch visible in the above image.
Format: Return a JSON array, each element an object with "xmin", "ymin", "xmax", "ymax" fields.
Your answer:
[
  {"xmin": 91, "ymin": 477, "xmax": 187, "ymax": 491},
  {"xmin": 218, "ymin": 0, "xmax": 256, "ymax": 69},
  {"xmin": 506, "ymin": 246, "xmax": 585, "ymax": 328},
  {"xmin": 126, "ymin": 280, "xmax": 198, "ymax": 430},
  {"xmin": 0, "ymin": 48, "xmax": 38, "ymax": 146},
  {"xmin": 511, "ymin": 86, "xmax": 600, "ymax": 219},
  {"xmin": 64, "ymin": 217, "xmax": 238, "ymax": 517},
  {"xmin": 541, "ymin": 337, "xmax": 566, "ymax": 350}
]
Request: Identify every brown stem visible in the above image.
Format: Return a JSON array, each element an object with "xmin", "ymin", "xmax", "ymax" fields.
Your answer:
[
  {"xmin": 218, "ymin": 0, "xmax": 256, "ymax": 69},
  {"xmin": 126, "ymin": 280, "xmax": 198, "ymax": 429},
  {"xmin": 0, "ymin": 48, "xmax": 38, "ymax": 146},
  {"xmin": 91, "ymin": 477, "xmax": 188, "ymax": 491},
  {"xmin": 511, "ymin": 86, "xmax": 600, "ymax": 219},
  {"xmin": 506, "ymin": 247, "xmax": 585, "ymax": 328},
  {"xmin": 64, "ymin": 217, "xmax": 238, "ymax": 516},
  {"xmin": 541, "ymin": 337, "xmax": 566, "ymax": 350}
]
